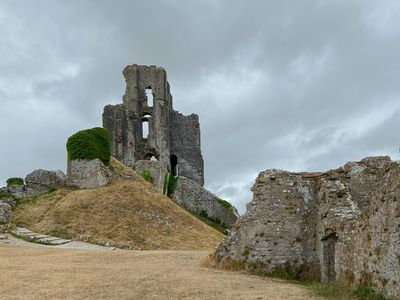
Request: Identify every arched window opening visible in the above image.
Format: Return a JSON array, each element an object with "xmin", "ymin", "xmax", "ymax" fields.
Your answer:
[
  {"xmin": 145, "ymin": 87, "xmax": 154, "ymax": 107},
  {"xmin": 170, "ymin": 155, "xmax": 178, "ymax": 176},
  {"xmin": 144, "ymin": 153, "xmax": 158, "ymax": 161}
]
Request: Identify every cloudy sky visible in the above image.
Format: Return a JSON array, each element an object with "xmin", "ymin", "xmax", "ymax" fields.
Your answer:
[{"xmin": 1, "ymin": 1, "xmax": 400, "ymax": 213}]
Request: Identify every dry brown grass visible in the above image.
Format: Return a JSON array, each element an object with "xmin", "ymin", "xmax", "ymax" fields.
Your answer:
[
  {"xmin": 0, "ymin": 246, "xmax": 321, "ymax": 300},
  {"xmin": 201, "ymin": 253, "xmax": 245, "ymax": 272},
  {"xmin": 12, "ymin": 158, "xmax": 223, "ymax": 250}
]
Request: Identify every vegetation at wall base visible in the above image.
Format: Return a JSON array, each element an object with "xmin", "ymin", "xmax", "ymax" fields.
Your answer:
[
  {"xmin": 141, "ymin": 169, "xmax": 154, "ymax": 184},
  {"xmin": 185, "ymin": 208, "xmax": 228, "ymax": 235},
  {"xmin": 6, "ymin": 177, "xmax": 24, "ymax": 187},
  {"xmin": 66, "ymin": 127, "xmax": 111, "ymax": 165},
  {"xmin": 304, "ymin": 282, "xmax": 389, "ymax": 300},
  {"xmin": 163, "ymin": 172, "xmax": 178, "ymax": 197}
]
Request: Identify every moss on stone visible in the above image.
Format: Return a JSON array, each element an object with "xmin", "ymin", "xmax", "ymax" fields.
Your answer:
[{"xmin": 66, "ymin": 127, "xmax": 111, "ymax": 165}]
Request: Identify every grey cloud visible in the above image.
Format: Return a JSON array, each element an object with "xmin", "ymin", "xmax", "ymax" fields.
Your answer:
[{"xmin": 1, "ymin": 1, "xmax": 400, "ymax": 213}]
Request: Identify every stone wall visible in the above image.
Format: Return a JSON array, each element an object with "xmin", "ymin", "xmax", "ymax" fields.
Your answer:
[
  {"xmin": 67, "ymin": 159, "xmax": 111, "ymax": 189},
  {"xmin": 214, "ymin": 156, "xmax": 400, "ymax": 299},
  {"xmin": 135, "ymin": 160, "xmax": 167, "ymax": 193},
  {"xmin": 173, "ymin": 176, "xmax": 239, "ymax": 228},
  {"xmin": 169, "ymin": 111, "xmax": 204, "ymax": 185}
]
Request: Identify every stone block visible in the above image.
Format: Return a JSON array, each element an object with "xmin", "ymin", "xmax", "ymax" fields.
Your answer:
[{"xmin": 67, "ymin": 159, "xmax": 111, "ymax": 189}]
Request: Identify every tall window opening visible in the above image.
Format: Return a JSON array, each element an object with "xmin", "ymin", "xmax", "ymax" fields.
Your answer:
[
  {"xmin": 142, "ymin": 113, "xmax": 151, "ymax": 139},
  {"xmin": 145, "ymin": 87, "xmax": 154, "ymax": 107},
  {"xmin": 142, "ymin": 120, "xmax": 149, "ymax": 139},
  {"xmin": 170, "ymin": 155, "xmax": 178, "ymax": 176}
]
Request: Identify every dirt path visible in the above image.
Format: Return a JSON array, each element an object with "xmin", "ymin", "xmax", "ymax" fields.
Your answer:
[{"xmin": 0, "ymin": 245, "xmax": 320, "ymax": 300}]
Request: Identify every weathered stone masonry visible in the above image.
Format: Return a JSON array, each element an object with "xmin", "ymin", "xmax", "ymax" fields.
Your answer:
[
  {"xmin": 103, "ymin": 64, "xmax": 238, "ymax": 227},
  {"xmin": 103, "ymin": 64, "xmax": 204, "ymax": 185},
  {"xmin": 215, "ymin": 156, "xmax": 400, "ymax": 299}
]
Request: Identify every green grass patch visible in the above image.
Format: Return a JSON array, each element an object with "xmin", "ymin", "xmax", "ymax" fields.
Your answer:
[
  {"xmin": 0, "ymin": 190, "xmax": 13, "ymax": 199},
  {"xmin": 141, "ymin": 169, "xmax": 154, "ymax": 184},
  {"xmin": 6, "ymin": 177, "xmax": 24, "ymax": 187},
  {"xmin": 66, "ymin": 127, "xmax": 111, "ymax": 165},
  {"xmin": 218, "ymin": 198, "xmax": 233, "ymax": 209},
  {"xmin": 163, "ymin": 172, "xmax": 178, "ymax": 198}
]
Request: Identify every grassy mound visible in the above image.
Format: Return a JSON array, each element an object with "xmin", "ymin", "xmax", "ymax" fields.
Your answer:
[
  {"xmin": 66, "ymin": 127, "xmax": 110, "ymax": 165},
  {"xmin": 12, "ymin": 159, "xmax": 223, "ymax": 250}
]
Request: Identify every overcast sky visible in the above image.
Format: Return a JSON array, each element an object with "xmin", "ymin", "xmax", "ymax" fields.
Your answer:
[{"xmin": 1, "ymin": 1, "xmax": 400, "ymax": 213}]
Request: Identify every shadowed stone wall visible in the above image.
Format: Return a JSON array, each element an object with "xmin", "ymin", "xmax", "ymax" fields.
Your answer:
[{"xmin": 215, "ymin": 156, "xmax": 400, "ymax": 299}]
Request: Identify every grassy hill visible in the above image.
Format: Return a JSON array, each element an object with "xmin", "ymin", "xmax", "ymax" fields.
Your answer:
[{"xmin": 11, "ymin": 158, "xmax": 224, "ymax": 250}]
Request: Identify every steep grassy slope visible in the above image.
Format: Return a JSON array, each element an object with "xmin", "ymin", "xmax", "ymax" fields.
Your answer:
[{"xmin": 11, "ymin": 158, "xmax": 223, "ymax": 250}]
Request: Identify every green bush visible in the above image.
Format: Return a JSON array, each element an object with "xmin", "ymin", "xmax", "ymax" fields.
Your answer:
[
  {"xmin": 6, "ymin": 177, "xmax": 24, "ymax": 187},
  {"xmin": 163, "ymin": 172, "xmax": 179, "ymax": 198},
  {"xmin": 141, "ymin": 169, "xmax": 154, "ymax": 184},
  {"xmin": 0, "ymin": 190, "xmax": 13, "ymax": 199},
  {"xmin": 218, "ymin": 198, "xmax": 233, "ymax": 209},
  {"xmin": 66, "ymin": 127, "xmax": 110, "ymax": 165}
]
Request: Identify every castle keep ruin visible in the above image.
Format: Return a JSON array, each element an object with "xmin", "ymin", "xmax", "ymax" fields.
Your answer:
[
  {"xmin": 103, "ymin": 64, "xmax": 238, "ymax": 227},
  {"xmin": 103, "ymin": 64, "xmax": 204, "ymax": 185},
  {"xmin": 214, "ymin": 156, "xmax": 400, "ymax": 298}
]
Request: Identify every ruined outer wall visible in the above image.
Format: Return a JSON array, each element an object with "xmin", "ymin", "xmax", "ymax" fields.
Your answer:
[
  {"xmin": 215, "ymin": 170, "xmax": 318, "ymax": 276},
  {"xmin": 214, "ymin": 157, "xmax": 400, "ymax": 298},
  {"xmin": 318, "ymin": 157, "xmax": 400, "ymax": 298},
  {"xmin": 170, "ymin": 111, "xmax": 204, "ymax": 185}
]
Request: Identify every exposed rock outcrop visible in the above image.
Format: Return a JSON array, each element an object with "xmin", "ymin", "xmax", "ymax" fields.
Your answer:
[
  {"xmin": 214, "ymin": 156, "xmax": 400, "ymax": 299},
  {"xmin": 25, "ymin": 169, "xmax": 66, "ymax": 194},
  {"xmin": 67, "ymin": 159, "xmax": 111, "ymax": 189},
  {"xmin": 173, "ymin": 176, "xmax": 239, "ymax": 228}
]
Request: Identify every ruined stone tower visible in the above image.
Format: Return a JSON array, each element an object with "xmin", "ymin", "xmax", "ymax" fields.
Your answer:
[{"xmin": 103, "ymin": 64, "xmax": 204, "ymax": 185}]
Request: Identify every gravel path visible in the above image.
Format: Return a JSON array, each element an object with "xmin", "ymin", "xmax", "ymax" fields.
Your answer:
[{"xmin": 0, "ymin": 233, "xmax": 114, "ymax": 250}]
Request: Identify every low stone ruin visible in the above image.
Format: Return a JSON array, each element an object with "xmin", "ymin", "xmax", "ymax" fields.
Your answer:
[
  {"xmin": 2, "ymin": 169, "xmax": 66, "ymax": 199},
  {"xmin": 67, "ymin": 159, "xmax": 111, "ymax": 189},
  {"xmin": 214, "ymin": 156, "xmax": 400, "ymax": 299}
]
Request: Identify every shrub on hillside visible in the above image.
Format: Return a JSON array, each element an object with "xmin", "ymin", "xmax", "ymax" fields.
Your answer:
[
  {"xmin": 6, "ymin": 177, "xmax": 24, "ymax": 187},
  {"xmin": 66, "ymin": 127, "xmax": 111, "ymax": 165}
]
